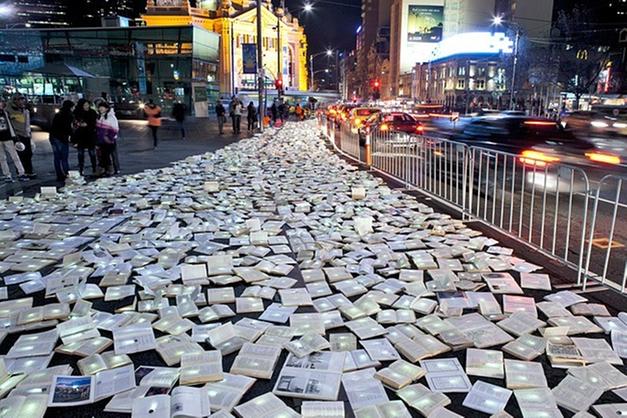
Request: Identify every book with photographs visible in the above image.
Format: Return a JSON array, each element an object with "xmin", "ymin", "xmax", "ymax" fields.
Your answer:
[{"xmin": 273, "ymin": 352, "xmax": 345, "ymax": 400}]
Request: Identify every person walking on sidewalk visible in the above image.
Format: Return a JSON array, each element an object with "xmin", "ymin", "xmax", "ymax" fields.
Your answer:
[
  {"xmin": 96, "ymin": 102, "xmax": 119, "ymax": 176},
  {"xmin": 247, "ymin": 101, "xmax": 257, "ymax": 131},
  {"xmin": 172, "ymin": 101, "xmax": 187, "ymax": 139},
  {"xmin": 0, "ymin": 98, "xmax": 28, "ymax": 182},
  {"xmin": 7, "ymin": 94, "xmax": 36, "ymax": 178},
  {"xmin": 229, "ymin": 97, "xmax": 242, "ymax": 134},
  {"xmin": 49, "ymin": 100, "xmax": 74, "ymax": 182},
  {"xmin": 215, "ymin": 100, "xmax": 226, "ymax": 134},
  {"xmin": 144, "ymin": 99, "xmax": 161, "ymax": 148},
  {"xmin": 72, "ymin": 99, "xmax": 98, "ymax": 176}
]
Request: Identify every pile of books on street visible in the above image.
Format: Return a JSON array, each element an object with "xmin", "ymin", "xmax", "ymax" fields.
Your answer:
[{"xmin": 0, "ymin": 120, "xmax": 623, "ymax": 417}]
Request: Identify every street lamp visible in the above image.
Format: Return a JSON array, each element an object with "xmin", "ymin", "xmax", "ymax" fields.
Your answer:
[
  {"xmin": 303, "ymin": 3, "xmax": 313, "ymax": 12},
  {"xmin": 492, "ymin": 14, "xmax": 521, "ymax": 110},
  {"xmin": 309, "ymin": 49, "xmax": 334, "ymax": 91}
]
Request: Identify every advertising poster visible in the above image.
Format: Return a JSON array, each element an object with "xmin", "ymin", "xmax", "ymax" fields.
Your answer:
[
  {"xmin": 242, "ymin": 43, "xmax": 258, "ymax": 74},
  {"xmin": 407, "ymin": 5, "xmax": 444, "ymax": 43}
]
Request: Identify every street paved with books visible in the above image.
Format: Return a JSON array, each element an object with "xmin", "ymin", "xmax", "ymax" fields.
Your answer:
[{"xmin": 0, "ymin": 121, "xmax": 624, "ymax": 417}]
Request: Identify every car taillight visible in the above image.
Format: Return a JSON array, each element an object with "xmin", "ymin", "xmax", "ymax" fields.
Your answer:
[
  {"xmin": 416, "ymin": 125, "xmax": 424, "ymax": 134},
  {"xmin": 519, "ymin": 150, "xmax": 560, "ymax": 167},
  {"xmin": 585, "ymin": 152, "xmax": 621, "ymax": 165},
  {"xmin": 380, "ymin": 123, "xmax": 389, "ymax": 131}
]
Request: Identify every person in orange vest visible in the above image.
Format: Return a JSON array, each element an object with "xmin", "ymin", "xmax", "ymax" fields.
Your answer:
[{"xmin": 144, "ymin": 99, "xmax": 162, "ymax": 148}]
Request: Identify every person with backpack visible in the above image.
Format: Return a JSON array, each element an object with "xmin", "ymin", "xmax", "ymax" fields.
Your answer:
[
  {"xmin": 144, "ymin": 99, "xmax": 161, "ymax": 148},
  {"xmin": 0, "ymin": 98, "xmax": 27, "ymax": 182},
  {"xmin": 49, "ymin": 100, "xmax": 74, "ymax": 182},
  {"xmin": 247, "ymin": 101, "xmax": 257, "ymax": 132},
  {"xmin": 96, "ymin": 102, "xmax": 119, "ymax": 176},
  {"xmin": 72, "ymin": 99, "xmax": 98, "ymax": 176},
  {"xmin": 172, "ymin": 101, "xmax": 187, "ymax": 140}
]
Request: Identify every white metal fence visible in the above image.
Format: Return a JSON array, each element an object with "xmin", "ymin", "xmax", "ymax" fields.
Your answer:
[{"xmin": 321, "ymin": 116, "xmax": 627, "ymax": 293}]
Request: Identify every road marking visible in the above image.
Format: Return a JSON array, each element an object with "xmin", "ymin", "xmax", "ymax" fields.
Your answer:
[{"xmin": 589, "ymin": 238, "xmax": 624, "ymax": 249}]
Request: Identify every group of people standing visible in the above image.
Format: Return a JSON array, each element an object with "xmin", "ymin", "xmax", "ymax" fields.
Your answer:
[
  {"xmin": 49, "ymin": 98, "xmax": 120, "ymax": 180},
  {"xmin": 214, "ymin": 97, "xmax": 258, "ymax": 135},
  {"xmin": 0, "ymin": 94, "xmax": 121, "ymax": 183}
]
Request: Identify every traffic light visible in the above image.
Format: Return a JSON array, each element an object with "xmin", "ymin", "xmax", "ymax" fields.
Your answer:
[
  {"xmin": 371, "ymin": 79, "xmax": 381, "ymax": 100},
  {"xmin": 275, "ymin": 78, "xmax": 284, "ymax": 97}
]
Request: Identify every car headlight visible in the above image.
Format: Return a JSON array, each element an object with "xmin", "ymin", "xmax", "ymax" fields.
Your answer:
[
  {"xmin": 591, "ymin": 120, "xmax": 609, "ymax": 128},
  {"xmin": 613, "ymin": 122, "xmax": 627, "ymax": 129}
]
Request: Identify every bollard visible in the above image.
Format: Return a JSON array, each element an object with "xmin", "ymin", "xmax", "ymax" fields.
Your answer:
[{"xmin": 365, "ymin": 132, "xmax": 372, "ymax": 167}]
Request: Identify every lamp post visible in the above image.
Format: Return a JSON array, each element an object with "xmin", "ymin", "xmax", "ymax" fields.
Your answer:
[
  {"xmin": 309, "ymin": 49, "xmax": 333, "ymax": 91},
  {"xmin": 492, "ymin": 15, "xmax": 521, "ymax": 110},
  {"xmin": 256, "ymin": 0, "xmax": 264, "ymax": 132}
]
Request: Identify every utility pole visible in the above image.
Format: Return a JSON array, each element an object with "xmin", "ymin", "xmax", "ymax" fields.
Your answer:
[
  {"xmin": 277, "ymin": 0, "xmax": 284, "ymax": 94},
  {"xmin": 309, "ymin": 55, "xmax": 314, "ymax": 91},
  {"xmin": 509, "ymin": 28, "xmax": 520, "ymax": 110},
  {"xmin": 256, "ymin": 0, "xmax": 264, "ymax": 131}
]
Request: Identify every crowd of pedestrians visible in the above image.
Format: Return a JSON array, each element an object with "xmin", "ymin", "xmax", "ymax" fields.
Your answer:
[{"xmin": 0, "ymin": 92, "xmax": 309, "ymax": 185}]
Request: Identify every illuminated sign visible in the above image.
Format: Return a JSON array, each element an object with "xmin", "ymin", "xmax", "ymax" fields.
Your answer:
[
  {"xmin": 407, "ymin": 5, "xmax": 443, "ymax": 43},
  {"xmin": 431, "ymin": 32, "xmax": 513, "ymax": 61}
]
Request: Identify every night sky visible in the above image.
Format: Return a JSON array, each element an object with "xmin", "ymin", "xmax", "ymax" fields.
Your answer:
[{"xmin": 283, "ymin": 0, "xmax": 361, "ymax": 54}]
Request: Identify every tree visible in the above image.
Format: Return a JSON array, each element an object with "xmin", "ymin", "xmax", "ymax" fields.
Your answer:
[{"xmin": 554, "ymin": 4, "xmax": 611, "ymax": 109}]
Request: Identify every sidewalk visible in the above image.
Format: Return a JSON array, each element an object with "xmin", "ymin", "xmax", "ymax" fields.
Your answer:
[{"xmin": 0, "ymin": 117, "xmax": 247, "ymax": 198}]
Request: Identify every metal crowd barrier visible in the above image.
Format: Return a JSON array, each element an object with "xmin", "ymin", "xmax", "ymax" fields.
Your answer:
[{"xmin": 318, "ymin": 118, "xmax": 627, "ymax": 293}]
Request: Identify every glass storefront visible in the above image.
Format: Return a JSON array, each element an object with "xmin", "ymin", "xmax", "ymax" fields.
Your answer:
[{"xmin": 0, "ymin": 25, "xmax": 220, "ymax": 116}]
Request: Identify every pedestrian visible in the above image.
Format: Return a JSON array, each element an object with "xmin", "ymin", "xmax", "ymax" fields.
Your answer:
[
  {"xmin": 7, "ymin": 94, "xmax": 36, "ymax": 178},
  {"xmin": 278, "ymin": 101, "xmax": 286, "ymax": 122},
  {"xmin": 49, "ymin": 100, "xmax": 74, "ymax": 182},
  {"xmin": 72, "ymin": 99, "xmax": 98, "ymax": 176},
  {"xmin": 270, "ymin": 102, "xmax": 278, "ymax": 125},
  {"xmin": 230, "ymin": 97, "xmax": 242, "ymax": 134},
  {"xmin": 144, "ymin": 99, "xmax": 161, "ymax": 148},
  {"xmin": 0, "ymin": 98, "xmax": 28, "ymax": 182},
  {"xmin": 247, "ymin": 101, "xmax": 257, "ymax": 131},
  {"xmin": 172, "ymin": 101, "xmax": 187, "ymax": 140},
  {"xmin": 295, "ymin": 104, "xmax": 304, "ymax": 121},
  {"xmin": 96, "ymin": 102, "xmax": 119, "ymax": 176},
  {"xmin": 215, "ymin": 100, "xmax": 226, "ymax": 134}
]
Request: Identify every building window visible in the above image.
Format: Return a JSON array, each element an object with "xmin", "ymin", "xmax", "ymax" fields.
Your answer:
[
  {"xmin": 457, "ymin": 79, "xmax": 465, "ymax": 89},
  {"xmin": 457, "ymin": 66, "xmax": 465, "ymax": 76},
  {"xmin": 476, "ymin": 79, "xmax": 485, "ymax": 90}
]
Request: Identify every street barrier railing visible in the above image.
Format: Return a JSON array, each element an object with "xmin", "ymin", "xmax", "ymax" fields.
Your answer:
[
  {"xmin": 582, "ymin": 174, "xmax": 627, "ymax": 292},
  {"xmin": 318, "ymin": 118, "xmax": 626, "ymax": 293},
  {"xmin": 466, "ymin": 147, "xmax": 591, "ymax": 286},
  {"xmin": 338, "ymin": 122, "xmax": 361, "ymax": 160}
]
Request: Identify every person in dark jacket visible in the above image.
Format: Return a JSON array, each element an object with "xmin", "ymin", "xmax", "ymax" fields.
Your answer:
[
  {"xmin": 270, "ymin": 102, "xmax": 278, "ymax": 125},
  {"xmin": 215, "ymin": 101, "xmax": 226, "ymax": 134},
  {"xmin": 172, "ymin": 101, "xmax": 187, "ymax": 139},
  {"xmin": 247, "ymin": 101, "xmax": 257, "ymax": 131},
  {"xmin": 49, "ymin": 100, "xmax": 74, "ymax": 181},
  {"xmin": 72, "ymin": 99, "xmax": 98, "ymax": 176}
]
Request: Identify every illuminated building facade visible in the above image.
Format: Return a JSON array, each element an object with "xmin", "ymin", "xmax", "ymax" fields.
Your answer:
[{"xmin": 142, "ymin": 0, "xmax": 309, "ymax": 96}]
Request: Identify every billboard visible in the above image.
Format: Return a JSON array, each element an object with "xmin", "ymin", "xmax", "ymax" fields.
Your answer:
[
  {"xmin": 407, "ymin": 5, "xmax": 443, "ymax": 43},
  {"xmin": 242, "ymin": 43, "xmax": 257, "ymax": 74}
]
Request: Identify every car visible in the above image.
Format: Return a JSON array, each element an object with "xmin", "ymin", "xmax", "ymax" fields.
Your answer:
[
  {"xmin": 358, "ymin": 111, "xmax": 424, "ymax": 143},
  {"xmin": 456, "ymin": 115, "xmax": 621, "ymax": 167},
  {"xmin": 349, "ymin": 107, "xmax": 380, "ymax": 133}
]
